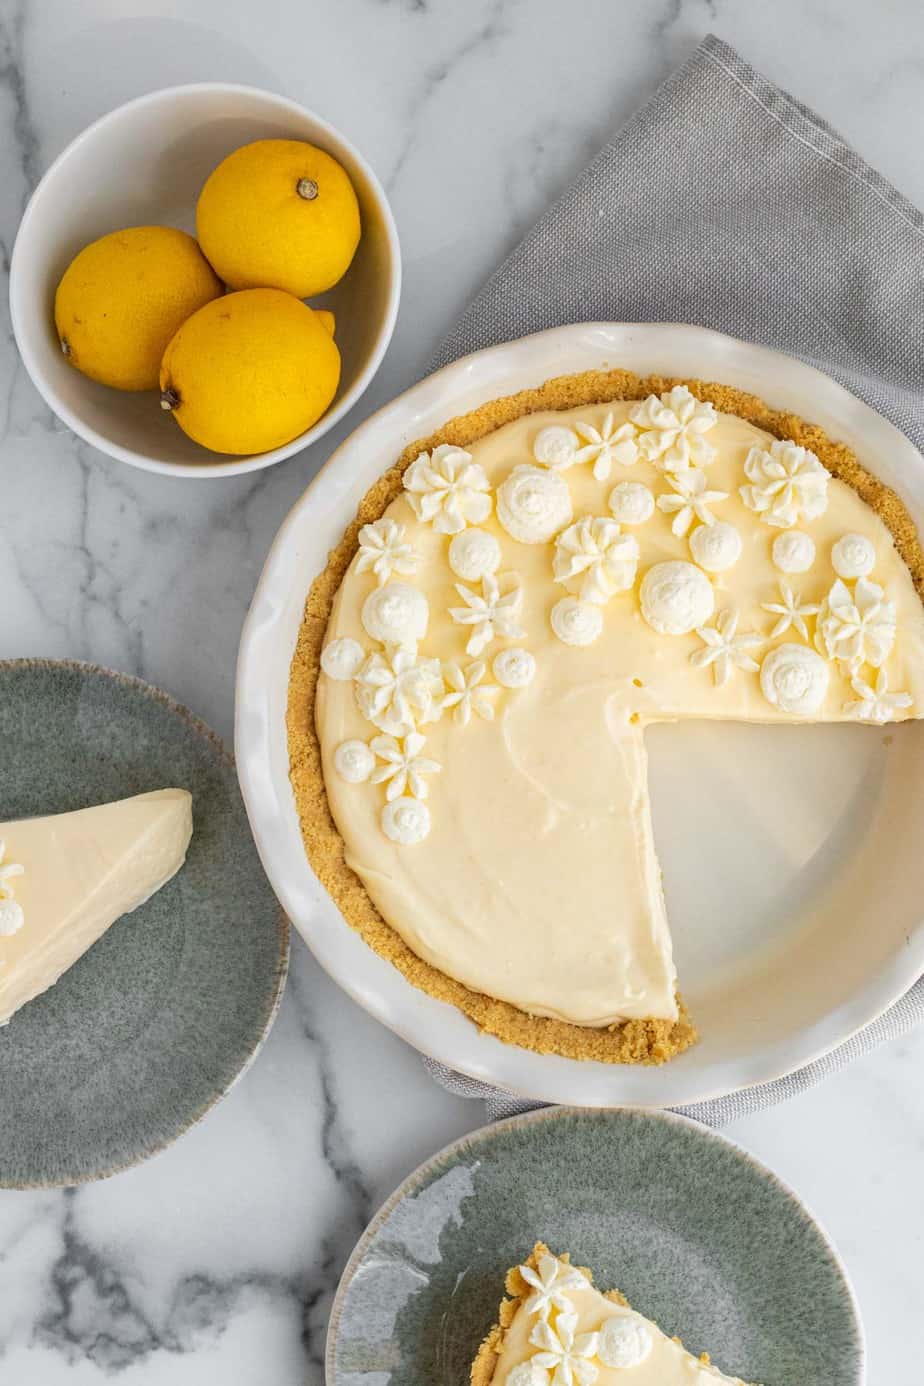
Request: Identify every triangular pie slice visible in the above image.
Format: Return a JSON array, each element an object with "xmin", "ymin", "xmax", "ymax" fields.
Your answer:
[
  {"xmin": 296, "ymin": 375, "xmax": 924, "ymax": 1062},
  {"xmin": 471, "ymin": 1242, "xmax": 757, "ymax": 1385},
  {"xmin": 0, "ymin": 789, "xmax": 193, "ymax": 1024}
]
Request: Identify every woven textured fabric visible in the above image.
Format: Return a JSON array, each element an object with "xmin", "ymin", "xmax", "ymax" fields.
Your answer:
[{"xmin": 424, "ymin": 35, "xmax": 924, "ymax": 1123}]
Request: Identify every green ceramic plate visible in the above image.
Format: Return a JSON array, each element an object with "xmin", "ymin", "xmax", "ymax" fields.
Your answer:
[
  {"xmin": 0, "ymin": 659, "xmax": 289, "ymax": 1187},
  {"xmin": 328, "ymin": 1107, "xmax": 863, "ymax": 1386}
]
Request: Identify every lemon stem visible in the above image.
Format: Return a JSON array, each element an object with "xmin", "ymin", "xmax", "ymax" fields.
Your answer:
[
  {"xmin": 296, "ymin": 177, "xmax": 319, "ymax": 201},
  {"xmin": 60, "ymin": 337, "xmax": 71, "ymax": 357},
  {"xmin": 160, "ymin": 387, "xmax": 181, "ymax": 412}
]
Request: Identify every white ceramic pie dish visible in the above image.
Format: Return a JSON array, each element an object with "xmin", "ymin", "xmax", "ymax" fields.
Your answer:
[{"xmin": 235, "ymin": 322, "xmax": 924, "ymax": 1107}]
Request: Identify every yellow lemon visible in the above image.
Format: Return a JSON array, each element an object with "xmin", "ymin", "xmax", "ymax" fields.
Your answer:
[
  {"xmin": 54, "ymin": 226, "xmax": 222, "ymax": 391},
  {"xmin": 159, "ymin": 288, "xmax": 340, "ymax": 455},
  {"xmin": 196, "ymin": 139, "xmax": 361, "ymax": 298}
]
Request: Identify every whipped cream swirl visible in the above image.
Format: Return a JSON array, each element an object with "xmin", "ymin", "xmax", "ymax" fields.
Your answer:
[
  {"xmin": 533, "ymin": 425, "xmax": 580, "ymax": 470},
  {"xmin": 597, "ymin": 1314, "xmax": 654, "ymax": 1370},
  {"xmin": 320, "ymin": 636, "xmax": 365, "ymax": 681},
  {"xmin": 640, "ymin": 561, "xmax": 715, "ymax": 635},
  {"xmin": 520, "ymin": 1255, "xmax": 588, "ymax": 1319},
  {"xmin": 361, "ymin": 583, "xmax": 429, "ymax": 647},
  {"xmin": 493, "ymin": 647, "xmax": 536, "ymax": 688},
  {"xmin": 572, "ymin": 412, "xmax": 639, "ymax": 480},
  {"xmin": 832, "ymin": 532, "xmax": 876, "ymax": 579},
  {"xmin": 381, "ymin": 796, "xmax": 431, "ymax": 845},
  {"xmin": 448, "ymin": 528, "xmax": 501, "ymax": 582},
  {"xmin": 608, "ymin": 481, "xmax": 654, "ymax": 526},
  {"xmin": 333, "ymin": 739, "xmax": 375, "ymax": 784},
  {"xmin": 0, "ymin": 840, "xmax": 25, "ymax": 937},
  {"xmin": 529, "ymin": 1313, "xmax": 599, "ymax": 1385},
  {"xmin": 760, "ymin": 643, "xmax": 830, "ymax": 714},
  {"xmin": 689, "ymin": 520, "xmax": 741, "ymax": 573},
  {"xmin": 772, "ymin": 530, "xmax": 816, "ymax": 574},
  {"xmin": 497, "ymin": 465, "xmax": 573, "ymax": 544},
  {"xmin": 551, "ymin": 597, "xmax": 604, "ymax": 647}
]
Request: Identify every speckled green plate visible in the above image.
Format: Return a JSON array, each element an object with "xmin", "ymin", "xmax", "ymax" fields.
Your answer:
[
  {"xmin": 0, "ymin": 659, "xmax": 289, "ymax": 1187},
  {"xmin": 328, "ymin": 1107, "xmax": 864, "ymax": 1386}
]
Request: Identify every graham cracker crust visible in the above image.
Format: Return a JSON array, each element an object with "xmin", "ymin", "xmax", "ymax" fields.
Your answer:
[{"xmin": 286, "ymin": 368, "xmax": 924, "ymax": 1065}]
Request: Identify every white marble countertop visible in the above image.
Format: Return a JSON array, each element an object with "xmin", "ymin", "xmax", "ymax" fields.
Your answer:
[{"xmin": 1, "ymin": 1, "xmax": 922, "ymax": 1381}]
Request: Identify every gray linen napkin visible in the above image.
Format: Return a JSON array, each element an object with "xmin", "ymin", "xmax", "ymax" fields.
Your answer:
[{"xmin": 424, "ymin": 34, "xmax": 924, "ymax": 1125}]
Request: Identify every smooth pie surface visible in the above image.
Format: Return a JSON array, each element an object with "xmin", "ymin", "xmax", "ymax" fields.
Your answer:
[{"xmin": 318, "ymin": 401, "xmax": 924, "ymax": 1028}]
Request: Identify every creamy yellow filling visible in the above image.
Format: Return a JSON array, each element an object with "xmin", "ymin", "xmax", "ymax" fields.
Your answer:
[
  {"xmin": 317, "ymin": 402, "xmax": 924, "ymax": 1027},
  {"xmin": 0, "ymin": 789, "xmax": 193, "ymax": 1024}
]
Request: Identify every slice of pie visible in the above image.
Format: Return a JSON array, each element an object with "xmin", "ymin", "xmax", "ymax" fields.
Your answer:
[
  {"xmin": 472, "ymin": 1243, "xmax": 757, "ymax": 1385},
  {"xmin": 0, "ymin": 788, "xmax": 193, "ymax": 1024},
  {"xmin": 289, "ymin": 369, "xmax": 924, "ymax": 1063}
]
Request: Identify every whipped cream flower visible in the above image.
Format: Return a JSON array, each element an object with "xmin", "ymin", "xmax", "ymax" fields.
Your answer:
[
  {"xmin": 657, "ymin": 470, "xmax": 728, "ymax": 538},
  {"xmin": 739, "ymin": 439, "xmax": 830, "ymax": 528},
  {"xmin": 520, "ymin": 1255, "xmax": 588, "ymax": 1320},
  {"xmin": 403, "ymin": 443, "xmax": 493, "ymax": 534},
  {"xmin": 691, "ymin": 609, "xmax": 763, "ymax": 687},
  {"xmin": 355, "ymin": 517, "xmax": 419, "ymax": 586},
  {"xmin": 760, "ymin": 643, "xmax": 829, "ymax": 715},
  {"xmin": 441, "ymin": 660, "xmax": 499, "ymax": 726},
  {"xmin": 762, "ymin": 580, "xmax": 820, "ymax": 642},
  {"xmin": 370, "ymin": 732, "xmax": 441, "ymax": 800},
  {"xmin": 597, "ymin": 1315, "xmax": 654, "ymax": 1370},
  {"xmin": 497, "ymin": 465, "xmax": 573, "ymax": 544},
  {"xmin": 552, "ymin": 517, "xmax": 640, "ymax": 605},
  {"xmin": 629, "ymin": 385, "xmax": 718, "ymax": 472},
  {"xmin": 845, "ymin": 667, "xmax": 913, "ymax": 724},
  {"xmin": 815, "ymin": 577, "xmax": 897, "ymax": 670},
  {"xmin": 450, "ymin": 574, "xmax": 526, "ymax": 656},
  {"xmin": 354, "ymin": 648, "xmax": 443, "ymax": 735},
  {"xmin": 529, "ymin": 1312, "xmax": 599, "ymax": 1386},
  {"xmin": 572, "ymin": 412, "xmax": 639, "ymax": 480}
]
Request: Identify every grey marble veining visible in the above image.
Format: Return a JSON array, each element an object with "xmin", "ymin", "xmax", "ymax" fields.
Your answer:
[{"xmin": 1, "ymin": 1, "xmax": 923, "ymax": 1381}]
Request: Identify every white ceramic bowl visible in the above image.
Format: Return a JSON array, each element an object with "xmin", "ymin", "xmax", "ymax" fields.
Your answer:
[
  {"xmin": 235, "ymin": 322, "xmax": 924, "ymax": 1107},
  {"xmin": 9, "ymin": 83, "xmax": 401, "ymax": 478}
]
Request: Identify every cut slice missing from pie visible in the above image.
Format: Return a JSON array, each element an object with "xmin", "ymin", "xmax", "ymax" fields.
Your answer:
[
  {"xmin": 0, "ymin": 788, "xmax": 194, "ymax": 1024},
  {"xmin": 289, "ymin": 369, "xmax": 924, "ymax": 1063},
  {"xmin": 471, "ymin": 1243, "xmax": 758, "ymax": 1386}
]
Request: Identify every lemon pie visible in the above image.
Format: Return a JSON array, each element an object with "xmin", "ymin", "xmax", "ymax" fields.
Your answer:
[
  {"xmin": 471, "ymin": 1243, "xmax": 757, "ymax": 1385},
  {"xmin": 289, "ymin": 370, "xmax": 924, "ymax": 1063},
  {"xmin": 0, "ymin": 789, "xmax": 193, "ymax": 1024}
]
